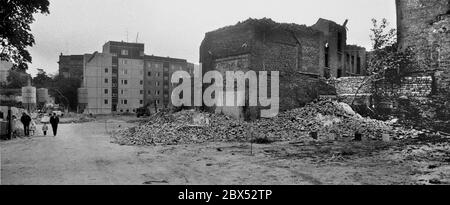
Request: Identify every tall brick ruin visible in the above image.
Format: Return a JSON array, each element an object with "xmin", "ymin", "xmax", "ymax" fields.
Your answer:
[
  {"xmin": 396, "ymin": 0, "xmax": 450, "ymax": 91},
  {"xmin": 199, "ymin": 18, "xmax": 368, "ymax": 119}
]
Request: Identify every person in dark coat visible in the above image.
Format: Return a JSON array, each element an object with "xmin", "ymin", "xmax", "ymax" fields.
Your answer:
[
  {"xmin": 49, "ymin": 113, "xmax": 60, "ymax": 136},
  {"xmin": 20, "ymin": 112, "xmax": 31, "ymax": 136}
]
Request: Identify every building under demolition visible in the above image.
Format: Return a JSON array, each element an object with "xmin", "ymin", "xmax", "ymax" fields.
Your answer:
[{"xmin": 199, "ymin": 18, "xmax": 367, "ymax": 119}]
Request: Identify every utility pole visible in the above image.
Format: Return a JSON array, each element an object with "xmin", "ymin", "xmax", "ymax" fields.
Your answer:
[{"xmin": 7, "ymin": 106, "xmax": 12, "ymax": 140}]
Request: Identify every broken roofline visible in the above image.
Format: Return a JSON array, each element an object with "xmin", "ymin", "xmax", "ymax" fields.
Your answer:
[
  {"xmin": 204, "ymin": 17, "xmax": 366, "ymax": 50},
  {"xmin": 170, "ymin": 65, "xmax": 280, "ymax": 118},
  {"xmin": 206, "ymin": 17, "xmax": 347, "ymax": 36}
]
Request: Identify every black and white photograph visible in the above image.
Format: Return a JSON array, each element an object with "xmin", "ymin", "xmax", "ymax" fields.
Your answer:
[{"xmin": 1, "ymin": 0, "xmax": 449, "ymax": 193}]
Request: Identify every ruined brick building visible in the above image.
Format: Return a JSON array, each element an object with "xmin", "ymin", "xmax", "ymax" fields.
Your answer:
[
  {"xmin": 396, "ymin": 0, "xmax": 450, "ymax": 91},
  {"xmin": 199, "ymin": 18, "xmax": 367, "ymax": 119}
]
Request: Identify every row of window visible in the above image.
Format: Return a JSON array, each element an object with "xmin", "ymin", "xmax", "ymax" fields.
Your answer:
[
  {"xmin": 104, "ymin": 66, "xmax": 184, "ymax": 75},
  {"xmin": 121, "ymin": 59, "xmax": 144, "ymax": 65},
  {"xmin": 103, "ymin": 89, "xmax": 144, "ymax": 95},
  {"xmin": 103, "ymin": 78, "xmax": 143, "ymax": 85},
  {"xmin": 147, "ymin": 90, "xmax": 161, "ymax": 95},
  {"xmin": 103, "ymin": 99, "xmax": 144, "ymax": 105}
]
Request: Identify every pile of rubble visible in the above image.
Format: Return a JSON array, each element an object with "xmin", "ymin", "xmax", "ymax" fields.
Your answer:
[
  {"xmin": 112, "ymin": 110, "xmax": 251, "ymax": 145},
  {"xmin": 112, "ymin": 100, "xmax": 413, "ymax": 146}
]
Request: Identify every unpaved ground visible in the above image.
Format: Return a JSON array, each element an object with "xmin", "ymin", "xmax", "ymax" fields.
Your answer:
[{"xmin": 1, "ymin": 119, "xmax": 449, "ymax": 185}]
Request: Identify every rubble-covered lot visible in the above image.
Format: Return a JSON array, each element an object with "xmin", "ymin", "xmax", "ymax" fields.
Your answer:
[
  {"xmin": 110, "ymin": 100, "xmax": 450, "ymax": 184},
  {"xmin": 112, "ymin": 100, "xmax": 425, "ymax": 146}
]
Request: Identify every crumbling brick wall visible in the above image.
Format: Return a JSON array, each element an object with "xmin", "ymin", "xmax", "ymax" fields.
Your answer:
[
  {"xmin": 374, "ymin": 76, "xmax": 433, "ymax": 98},
  {"xmin": 333, "ymin": 77, "xmax": 372, "ymax": 95},
  {"xmin": 395, "ymin": 0, "xmax": 450, "ymax": 126},
  {"xmin": 396, "ymin": 0, "xmax": 450, "ymax": 87},
  {"xmin": 334, "ymin": 76, "xmax": 433, "ymax": 99}
]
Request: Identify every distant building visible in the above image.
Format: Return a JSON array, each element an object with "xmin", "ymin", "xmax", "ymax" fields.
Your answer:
[
  {"xmin": 143, "ymin": 55, "xmax": 191, "ymax": 112},
  {"xmin": 77, "ymin": 41, "xmax": 193, "ymax": 114},
  {"xmin": 58, "ymin": 54, "xmax": 84, "ymax": 79},
  {"xmin": 78, "ymin": 52, "xmax": 113, "ymax": 114},
  {"xmin": 345, "ymin": 45, "xmax": 367, "ymax": 76},
  {"xmin": 102, "ymin": 41, "xmax": 145, "ymax": 113}
]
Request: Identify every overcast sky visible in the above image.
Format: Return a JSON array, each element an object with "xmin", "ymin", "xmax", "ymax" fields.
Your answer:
[{"xmin": 28, "ymin": 0, "xmax": 397, "ymax": 76}]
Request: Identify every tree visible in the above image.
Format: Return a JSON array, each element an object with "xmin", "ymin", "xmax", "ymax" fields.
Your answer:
[
  {"xmin": 0, "ymin": 0, "xmax": 50, "ymax": 71},
  {"xmin": 5, "ymin": 69, "xmax": 30, "ymax": 88},
  {"xmin": 32, "ymin": 68, "xmax": 52, "ymax": 88},
  {"xmin": 51, "ymin": 75, "xmax": 81, "ymax": 111},
  {"xmin": 351, "ymin": 18, "xmax": 418, "ymax": 107}
]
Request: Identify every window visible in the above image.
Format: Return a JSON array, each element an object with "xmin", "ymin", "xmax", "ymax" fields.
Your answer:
[
  {"xmin": 104, "ymin": 99, "xmax": 108, "ymax": 104},
  {"xmin": 105, "ymin": 78, "xmax": 108, "ymax": 83},
  {"xmin": 156, "ymin": 72, "xmax": 160, "ymax": 77},
  {"xmin": 140, "ymin": 90, "xmax": 144, "ymax": 94},
  {"xmin": 324, "ymin": 43, "xmax": 329, "ymax": 68},
  {"xmin": 104, "ymin": 89, "xmax": 108, "ymax": 94},
  {"xmin": 155, "ymin": 91, "xmax": 160, "ymax": 95},
  {"xmin": 147, "ymin": 90, "xmax": 151, "ymax": 95},
  {"xmin": 357, "ymin": 57, "xmax": 361, "ymax": 74},
  {"xmin": 147, "ymin": 72, "xmax": 151, "ymax": 76},
  {"xmin": 122, "ymin": 59, "xmax": 128, "ymax": 65},
  {"xmin": 156, "ymin": 100, "xmax": 160, "ymax": 105},
  {"xmin": 351, "ymin": 56, "xmax": 355, "ymax": 73},
  {"xmin": 121, "ymin": 90, "xmax": 124, "ymax": 95},
  {"xmin": 105, "ymin": 68, "xmax": 108, "ymax": 73},
  {"xmin": 124, "ymin": 100, "xmax": 128, "ymax": 105},
  {"xmin": 337, "ymin": 32, "xmax": 343, "ymax": 52},
  {"xmin": 125, "ymin": 80, "xmax": 128, "ymax": 85},
  {"xmin": 140, "ymin": 100, "xmax": 143, "ymax": 104},
  {"xmin": 140, "ymin": 80, "xmax": 143, "ymax": 85},
  {"xmin": 121, "ymin": 49, "xmax": 128, "ymax": 55},
  {"xmin": 156, "ymin": 82, "xmax": 160, "ymax": 86},
  {"xmin": 122, "ymin": 69, "xmax": 128, "ymax": 75}
]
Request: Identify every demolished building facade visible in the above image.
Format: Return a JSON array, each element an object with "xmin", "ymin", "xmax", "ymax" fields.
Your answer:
[{"xmin": 199, "ymin": 18, "xmax": 367, "ymax": 119}]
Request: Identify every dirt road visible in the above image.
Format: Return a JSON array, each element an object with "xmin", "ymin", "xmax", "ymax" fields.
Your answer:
[{"xmin": 1, "ymin": 120, "xmax": 448, "ymax": 185}]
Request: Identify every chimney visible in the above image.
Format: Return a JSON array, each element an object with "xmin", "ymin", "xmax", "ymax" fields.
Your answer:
[{"xmin": 343, "ymin": 19, "xmax": 349, "ymax": 27}]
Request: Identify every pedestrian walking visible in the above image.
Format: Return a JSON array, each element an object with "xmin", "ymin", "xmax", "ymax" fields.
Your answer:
[
  {"xmin": 42, "ymin": 123, "xmax": 48, "ymax": 136},
  {"xmin": 50, "ymin": 113, "xmax": 60, "ymax": 136},
  {"xmin": 20, "ymin": 112, "xmax": 31, "ymax": 136}
]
